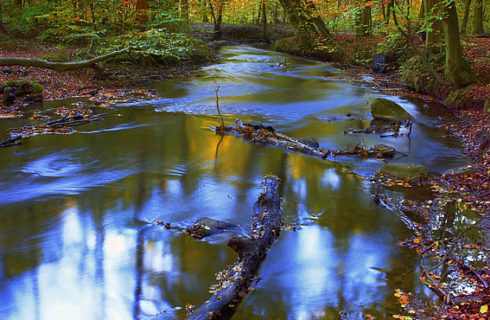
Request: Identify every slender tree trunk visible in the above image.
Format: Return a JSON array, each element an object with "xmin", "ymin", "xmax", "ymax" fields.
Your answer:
[
  {"xmin": 473, "ymin": 0, "xmax": 484, "ymax": 34},
  {"xmin": 136, "ymin": 0, "xmax": 148, "ymax": 26},
  {"xmin": 441, "ymin": 0, "xmax": 473, "ymax": 86},
  {"xmin": 200, "ymin": 0, "xmax": 209, "ymax": 22},
  {"xmin": 355, "ymin": 5, "xmax": 372, "ymax": 37},
  {"xmin": 209, "ymin": 0, "xmax": 224, "ymax": 40},
  {"xmin": 461, "ymin": 0, "xmax": 472, "ymax": 34},
  {"xmin": 386, "ymin": 0, "xmax": 394, "ymax": 24},
  {"xmin": 423, "ymin": 0, "xmax": 443, "ymax": 45},
  {"xmin": 181, "ymin": 0, "xmax": 189, "ymax": 22},
  {"xmin": 261, "ymin": 0, "xmax": 268, "ymax": 41}
]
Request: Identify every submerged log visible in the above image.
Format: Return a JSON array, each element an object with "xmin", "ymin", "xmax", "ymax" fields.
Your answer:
[
  {"xmin": 217, "ymin": 119, "xmax": 400, "ymax": 160},
  {"xmin": 185, "ymin": 176, "xmax": 282, "ymax": 320},
  {"xmin": 0, "ymin": 113, "xmax": 107, "ymax": 148}
]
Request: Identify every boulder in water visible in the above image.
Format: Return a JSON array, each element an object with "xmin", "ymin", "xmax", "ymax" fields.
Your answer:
[
  {"xmin": 368, "ymin": 144, "xmax": 396, "ymax": 158},
  {"xmin": 370, "ymin": 98, "xmax": 415, "ymax": 122},
  {"xmin": 187, "ymin": 217, "xmax": 237, "ymax": 239},
  {"xmin": 377, "ymin": 163, "xmax": 427, "ymax": 179}
]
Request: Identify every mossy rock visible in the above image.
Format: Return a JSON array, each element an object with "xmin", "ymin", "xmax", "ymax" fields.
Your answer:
[
  {"xmin": 1, "ymin": 79, "xmax": 43, "ymax": 95},
  {"xmin": 370, "ymin": 98, "xmax": 415, "ymax": 122},
  {"xmin": 443, "ymin": 165, "xmax": 473, "ymax": 176},
  {"xmin": 368, "ymin": 144, "xmax": 396, "ymax": 158},
  {"xmin": 377, "ymin": 163, "xmax": 427, "ymax": 179}
]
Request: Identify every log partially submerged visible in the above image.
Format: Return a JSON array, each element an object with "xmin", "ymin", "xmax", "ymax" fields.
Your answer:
[
  {"xmin": 217, "ymin": 119, "xmax": 399, "ymax": 159},
  {"xmin": 0, "ymin": 48, "xmax": 129, "ymax": 74},
  {"xmin": 185, "ymin": 176, "xmax": 282, "ymax": 320},
  {"xmin": 0, "ymin": 113, "xmax": 107, "ymax": 148}
]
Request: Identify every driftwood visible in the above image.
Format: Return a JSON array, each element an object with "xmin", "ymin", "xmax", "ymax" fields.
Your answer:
[
  {"xmin": 0, "ymin": 136, "xmax": 21, "ymax": 148},
  {"xmin": 0, "ymin": 113, "xmax": 107, "ymax": 148},
  {"xmin": 0, "ymin": 48, "xmax": 129, "ymax": 74},
  {"xmin": 43, "ymin": 113, "xmax": 107, "ymax": 127},
  {"xmin": 185, "ymin": 176, "xmax": 282, "ymax": 320},
  {"xmin": 217, "ymin": 119, "xmax": 398, "ymax": 159}
]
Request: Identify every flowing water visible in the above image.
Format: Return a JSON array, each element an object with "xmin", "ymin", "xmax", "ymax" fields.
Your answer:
[{"xmin": 0, "ymin": 45, "xmax": 469, "ymax": 320}]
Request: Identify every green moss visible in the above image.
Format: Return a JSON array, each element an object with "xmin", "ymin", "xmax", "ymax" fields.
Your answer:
[
  {"xmin": 31, "ymin": 82, "xmax": 44, "ymax": 94},
  {"xmin": 371, "ymin": 98, "xmax": 415, "ymax": 122},
  {"xmin": 1, "ymin": 79, "xmax": 43, "ymax": 95},
  {"xmin": 273, "ymin": 37, "xmax": 305, "ymax": 56},
  {"xmin": 377, "ymin": 163, "xmax": 427, "ymax": 179},
  {"xmin": 399, "ymin": 54, "xmax": 443, "ymax": 92},
  {"xmin": 445, "ymin": 84, "xmax": 474, "ymax": 105}
]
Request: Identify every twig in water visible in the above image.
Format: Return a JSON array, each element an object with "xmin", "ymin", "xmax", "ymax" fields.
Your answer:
[{"xmin": 215, "ymin": 85, "xmax": 224, "ymax": 128}]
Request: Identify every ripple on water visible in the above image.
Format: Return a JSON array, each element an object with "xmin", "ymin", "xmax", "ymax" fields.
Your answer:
[{"xmin": 21, "ymin": 152, "xmax": 84, "ymax": 177}]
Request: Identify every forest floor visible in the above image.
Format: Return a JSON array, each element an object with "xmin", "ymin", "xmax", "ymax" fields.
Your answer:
[{"xmin": 0, "ymin": 28, "xmax": 489, "ymax": 319}]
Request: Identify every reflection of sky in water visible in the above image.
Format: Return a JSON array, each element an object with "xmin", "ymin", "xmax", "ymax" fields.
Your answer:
[{"xmin": 253, "ymin": 224, "xmax": 394, "ymax": 319}]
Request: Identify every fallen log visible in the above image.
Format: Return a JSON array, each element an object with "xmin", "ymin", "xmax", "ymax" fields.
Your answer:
[
  {"xmin": 0, "ymin": 48, "xmax": 129, "ymax": 74},
  {"xmin": 0, "ymin": 136, "xmax": 21, "ymax": 148},
  {"xmin": 0, "ymin": 113, "xmax": 107, "ymax": 148},
  {"xmin": 185, "ymin": 176, "xmax": 282, "ymax": 320},
  {"xmin": 217, "ymin": 119, "xmax": 399, "ymax": 159}
]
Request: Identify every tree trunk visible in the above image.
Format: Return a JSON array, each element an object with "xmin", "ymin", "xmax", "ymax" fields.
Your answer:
[
  {"xmin": 473, "ymin": 0, "xmax": 484, "ymax": 34},
  {"xmin": 441, "ymin": 0, "xmax": 474, "ymax": 86},
  {"xmin": 200, "ymin": 0, "xmax": 209, "ymax": 22},
  {"xmin": 215, "ymin": 1, "xmax": 224, "ymax": 39},
  {"xmin": 136, "ymin": 0, "xmax": 148, "ymax": 26},
  {"xmin": 386, "ymin": 0, "xmax": 394, "ymax": 24},
  {"xmin": 184, "ymin": 176, "xmax": 283, "ymax": 320},
  {"xmin": 181, "ymin": 0, "xmax": 189, "ymax": 22},
  {"xmin": 261, "ymin": 0, "xmax": 268, "ymax": 42},
  {"xmin": 278, "ymin": 0, "xmax": 314, "ymax": 49},
  {"xmin": 423, "ymin": 0, "xmax": 443, "ymax": 45},
  {"xmin": 355, "ymin": 5, "xmax": 372, "ymax": 37},
  {"xmin": 461, "ymin": 0, "xmax": 472, "ymax": 34},
  {"xmin": 0, "ymin": 48, "xmax": 129, "ymax": 74}
]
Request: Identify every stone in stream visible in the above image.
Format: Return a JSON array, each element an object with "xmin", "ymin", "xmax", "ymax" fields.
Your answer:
[
  {"xmin": 368, "ymin": 144, "xmax": 396, "ymax": 158},
  {"xmin": 372, "ymin": 53, "xmax": 395, "ymax": 73},
  {"xmin": 370, "ymin": 98, "xmax": 415, "ymax": 123},
  {"xmin": 186, "ymin": 217, "xmax": 238, "ymax": 239},
  {"xmin": 298, "ymin": 137, "xmax": 320, "ymax": 148},
  {"xmin": 443, "ymin": 165, "xmax": 473, "ymax": 176},
  {"xmin": 377, "ymin": 163, "xmax": 427, "ymax": 179}
]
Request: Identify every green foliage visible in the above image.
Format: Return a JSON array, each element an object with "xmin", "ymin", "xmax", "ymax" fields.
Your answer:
[
  {"xmin": 146, "ymin": 9, "xmax": 186, "ymax": 33},
  {"xmin": 399, "ymin": 53, "xmax": 444, "ymax": 92},
  {"xmin": 376, "ymin": 32, "xmax": 408, "ymax": 59},
  {"xmin": 105, "ymin": 28, "xmax": 216, "ymax": 66},
  {"xmin": 4, "ymin": 4, "xmax": 56, "ymax": 37}
]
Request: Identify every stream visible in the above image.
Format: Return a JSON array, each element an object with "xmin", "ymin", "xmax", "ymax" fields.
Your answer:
[{"xmin": 0, "ymin": 45, "xmax": 469, "ymax": 320}]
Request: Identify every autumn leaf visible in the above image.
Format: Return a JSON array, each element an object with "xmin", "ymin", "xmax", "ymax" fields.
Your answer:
[{"xmin": 480, "ymin": 304, "xmax": 488, "ymax": 314}]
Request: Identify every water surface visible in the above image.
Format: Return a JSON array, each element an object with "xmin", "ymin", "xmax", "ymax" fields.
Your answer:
[{"xmin": 0, "ymin": 45, "xmax": 468, "ymax": 320}]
